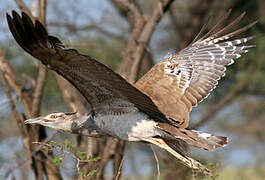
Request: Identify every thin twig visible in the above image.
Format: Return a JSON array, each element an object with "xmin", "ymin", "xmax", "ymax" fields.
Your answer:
[
  {"xmin": 150, "ymin": 145, "xmax": 160, "ymax": 180},
  {"xmin": 114, "ymin": 156, "xmax": 124, "ymax": 180},
  {"xmin": 4, "ymin": 131, "xmax": 58, "ymax": 179}
]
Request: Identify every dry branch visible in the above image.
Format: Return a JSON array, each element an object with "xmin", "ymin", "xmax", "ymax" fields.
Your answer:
[
  {"xmin": 0, "ymin": 48, "xmax": 32, "ymax": 115},
  {"xmin": 0, "ymin": 71, "xmax": 32, "ymax": 171},
  {"xmin": 118, "ymin": 0, "xmax": 175, "ymax": 83},
  {"xmin": 32, "ymin": 0, "xmax": 47, "ymax": 116},
  {"xmin": 109, "ymin": 0, "xmax": 143, "ymax": 27}
]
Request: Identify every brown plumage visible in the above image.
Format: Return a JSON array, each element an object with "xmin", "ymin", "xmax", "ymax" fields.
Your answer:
[
  {"xmin": 7, "ymin": 10, "xmax": 256, "ymax": 174},
  {"xmin": 6, "ymin": 11, "xmax": 167, "ymax": 122},
  {"xmin": 135, "ymin": 9, "xmax": 257, "ymax": 128}
]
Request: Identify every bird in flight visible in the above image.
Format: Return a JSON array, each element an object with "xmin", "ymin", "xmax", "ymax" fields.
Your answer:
[{"xmin": 7, "ymin": 10, "xmax": 256, "ymax": 174}]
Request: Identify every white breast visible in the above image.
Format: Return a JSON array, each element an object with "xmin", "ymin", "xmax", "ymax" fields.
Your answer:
[{"xmin": 93, "ymin": 108, "xmax": 159, "ymax": 141}]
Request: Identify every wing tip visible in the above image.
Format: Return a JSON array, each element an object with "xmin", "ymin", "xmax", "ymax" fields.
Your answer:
[
  {"xmin": 192, "ymin": 10, "xmax": 257, "ymax": 46},
  {"xmin": 6, "ymin": 10, "xmax": 56, "ymax": 61},
  {"xmin": 6, "ymin": 13, "xmax": 13, "ymax": 27},
  {"xmin": 7, "ymin": 10, "xmax": 62, "ymax": 50},
  {"xmin": 6, "ymin": 12, "xmax": 11, "ymax": 19},
  {"xmin": 21, "ymin": 11, "xmax": 28, "ymax": 17}
]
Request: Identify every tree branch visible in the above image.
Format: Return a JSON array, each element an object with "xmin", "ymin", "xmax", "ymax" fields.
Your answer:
[
  {"xmin": 14, "ymin": 0, "xmax": 35, "ymax": 20},
  {"xmin": 0, "ymin": 48, "xmax": 32, "ymax": 115},
  {"xmin": 0, "ymin": 71, "xmax": 32, "ymax": 170},
  {"xmin": 109, "ymin": 0, "xmax": 143, "ymax": 27},
  {"xmin": 32, "ymin": 0, "xmax": 47, "ymax": 117},
  {"xmin": 3, "ymin": 131, "xmax": 58, "ymax": 179},
  {"xmin": 48, "ymin": 21, "xmax": 127, "ymax": 42},
  {"xmin": 128, "ymin": 0, "xmax": 175, "ymax": 83}
]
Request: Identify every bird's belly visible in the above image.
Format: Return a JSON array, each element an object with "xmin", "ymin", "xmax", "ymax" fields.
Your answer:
[{"xmin": 94, "ymin": 111, "xmax": 159, "ymax": 141}]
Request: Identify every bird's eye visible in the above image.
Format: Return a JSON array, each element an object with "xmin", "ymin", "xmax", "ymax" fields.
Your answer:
[{"xmin": 50, "ymin": 115, "xmax": 57, "ymax": 119}]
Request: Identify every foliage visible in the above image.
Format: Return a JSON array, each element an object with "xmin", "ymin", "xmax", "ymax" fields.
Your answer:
[{"xmin": 41, "ymin": 139, "xmax": 100, "ymax": 179}]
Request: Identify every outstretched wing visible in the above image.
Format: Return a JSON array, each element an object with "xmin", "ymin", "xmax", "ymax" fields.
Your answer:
[
  {"xmin": 135, "ymin": 10, "xmax": 257, "ymax": 128},
  {"xmin": 7, "ymin": 11, "xmax": 167, "ymax": 122}
]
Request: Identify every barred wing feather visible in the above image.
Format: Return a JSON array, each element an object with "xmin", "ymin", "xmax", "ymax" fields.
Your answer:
[{"xmin": 136, "ymin": 11, "xmax": 257, "ymax": 128}]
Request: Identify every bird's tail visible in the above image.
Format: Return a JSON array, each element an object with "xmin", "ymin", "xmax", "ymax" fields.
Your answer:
[
  {"xmin": 141, "ymin": 123, "xmax": 228, "ymax": 174},
  {"xmin": 142, "ymin": 137, "xmax": 211, "ymax": 175},
  {"xmin": 157, "ymin": 123, "xmax": 228, "ymax": 151}
]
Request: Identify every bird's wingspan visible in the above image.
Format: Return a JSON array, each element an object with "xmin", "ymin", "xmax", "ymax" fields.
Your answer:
[
  {"xmin": 135, "ymin": 10, "xmax": 257, "ymax": 128},
  {"xmin": 7, "ymin": 11, "xmax": 167, "ymax": 122}
]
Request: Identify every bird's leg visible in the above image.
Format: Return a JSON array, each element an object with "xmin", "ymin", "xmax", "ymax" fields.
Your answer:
[{"xmin": 141, "ymin": 137, "xmax": 212, "ymax": 175}]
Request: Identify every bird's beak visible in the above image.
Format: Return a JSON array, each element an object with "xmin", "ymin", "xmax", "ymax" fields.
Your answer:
[{"xmin": 24, "ymin": 117, "xmax": 43, "ymax": 124}]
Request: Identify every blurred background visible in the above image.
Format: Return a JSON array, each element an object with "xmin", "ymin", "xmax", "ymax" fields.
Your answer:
[{"xmin": 0, "ymin": 0, "xmax": 264, "ymax": 179}]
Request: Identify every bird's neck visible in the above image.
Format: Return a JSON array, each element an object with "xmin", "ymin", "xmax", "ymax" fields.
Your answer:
[{"xmin": 70, "ymin": 113, "xmax": 103, "ymax": 137}]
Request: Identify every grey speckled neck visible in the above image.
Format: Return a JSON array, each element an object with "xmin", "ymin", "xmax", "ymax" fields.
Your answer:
[{"xmin": 70, "ymin": 114, "xmax": 104, "ymax": 137}]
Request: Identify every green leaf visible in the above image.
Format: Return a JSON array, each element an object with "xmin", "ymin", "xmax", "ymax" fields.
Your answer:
[
  {"xmin": 41, "ymin": 145, "xmax": 49, "ymax": 151},
  {"xmin": 76, "ymin": 151, "xmax": 86, "ymax": 160},
  {"xmin": 64, "ymin": 139, "xmax": 75, "ymax": 150},
  {"xmin": 85, "ymin": 169, "xmax": 96, "ymax": 178},
  {"xmin": 87, "ymin": 156, "xmax": 101, "ymax": 162},
  {"xmin": 49, "ymin": 140, "xmax": 56, "ymax": 147},
  {"xmin": 53, "ymin": 157, "xmax": 63, "ymax": 166}
]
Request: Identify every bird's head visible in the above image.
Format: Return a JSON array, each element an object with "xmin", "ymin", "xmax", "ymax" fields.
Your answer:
[{"xmin": 24, "ymin": 112, "xmax": 89, "ymax": 132}]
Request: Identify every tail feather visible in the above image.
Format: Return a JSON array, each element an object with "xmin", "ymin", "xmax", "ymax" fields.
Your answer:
[
  {"xmin": 190, "ymin": 129, "xmax": 228, "ymax": 150},
  {"xmin": 165, "ymin": 139, "xmax": 188, "ymax": 157},
  {"xmin": 142, "ymin": 137, "xmax": 211, "ymax": 175},
  {"xmin": 193, "ymin": 130, "xmax": 228, "ymax": 148},
  {"xmin": 157, "ymin": 123, "xmax": 228, "ymax": 151}
]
